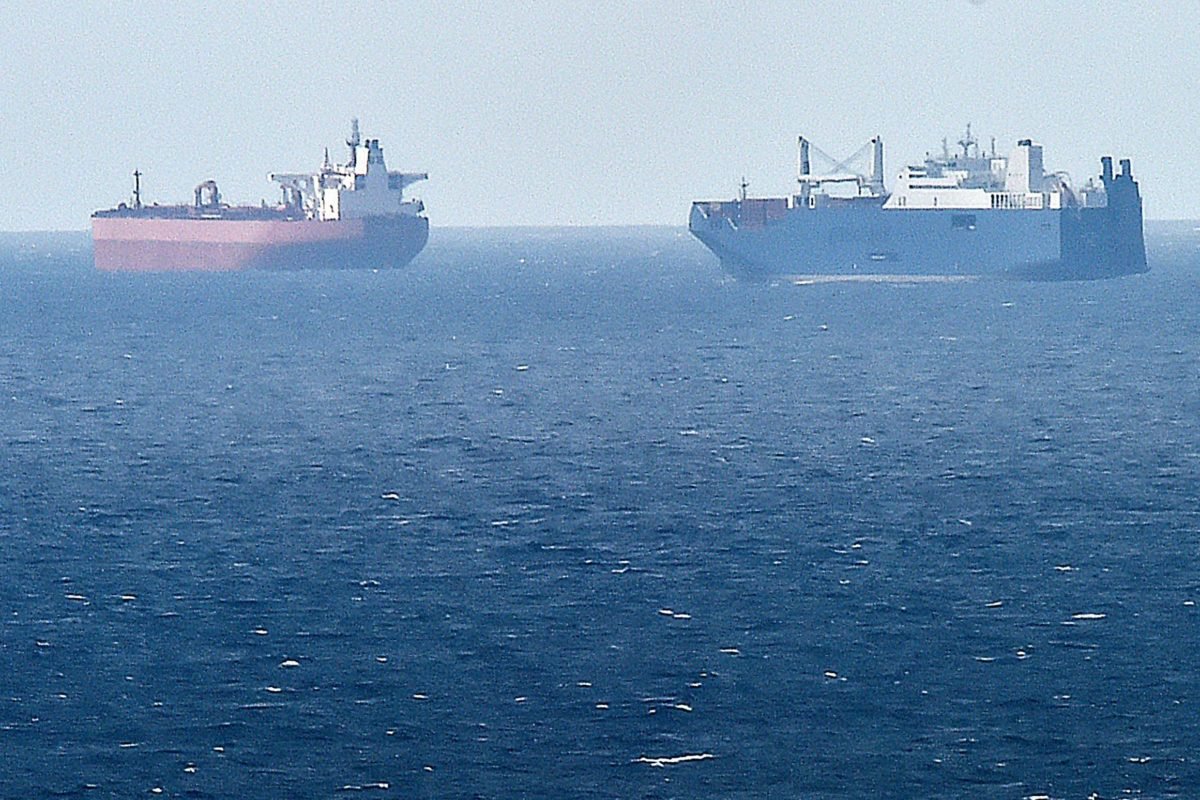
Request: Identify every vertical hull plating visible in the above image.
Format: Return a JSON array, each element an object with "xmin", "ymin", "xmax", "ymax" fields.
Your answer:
[{"xmin": 92, "ymin": 214, "xmax": 429, "ymax": 272}]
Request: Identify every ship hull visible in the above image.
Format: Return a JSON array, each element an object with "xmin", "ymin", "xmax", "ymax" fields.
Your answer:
[
  {"xmin": 689, "ymin": 191, "xmax": 1146, "ymax": 281},
  {"xmin": 92, "ymin": 214, "xmax": 429, "ymax": 272}
]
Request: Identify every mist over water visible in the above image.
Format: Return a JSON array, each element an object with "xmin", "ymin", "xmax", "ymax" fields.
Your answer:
[{"xmin": 2, "ymin": 225, "xmax": 1199, "ymax": 799}]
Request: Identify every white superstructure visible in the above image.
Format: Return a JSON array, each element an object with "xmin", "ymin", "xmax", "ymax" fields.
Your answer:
[
  {"xmin": 270, "ymin": 119, "xmax": 427, "ymax": 222},
  {"xmin": 791, "ymin": 126, "xmax": 1109, "ymax": 213},
  {"xmin": 884, "ymin": 137, "xmax": 1064, "ymax": 211}
]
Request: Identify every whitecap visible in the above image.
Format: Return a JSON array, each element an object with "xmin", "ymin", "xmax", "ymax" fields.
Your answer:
[{"xmin": 635, "ymin": 753, "xmax": 714, "ymax": 768}]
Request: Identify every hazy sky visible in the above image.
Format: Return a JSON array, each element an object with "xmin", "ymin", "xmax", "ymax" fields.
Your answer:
[{"xmin": 2, "ymin": 1, "xmax": 1198, "ymax": 229}]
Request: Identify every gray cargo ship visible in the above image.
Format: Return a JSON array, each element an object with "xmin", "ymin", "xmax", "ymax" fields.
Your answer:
[{"xmin": 689, "ymin": 128, "xmax": 1146, "ymax": 280}]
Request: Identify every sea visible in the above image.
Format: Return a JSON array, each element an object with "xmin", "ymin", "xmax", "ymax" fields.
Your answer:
[{"xmin": 1, "ymin": 224, "xmax": 1199, "ymax": 799}]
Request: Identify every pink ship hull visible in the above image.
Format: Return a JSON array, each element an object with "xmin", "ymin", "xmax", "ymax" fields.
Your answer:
[{"xmin": 92, "ymin": 215, "xmax": 428, "ymax": 272}]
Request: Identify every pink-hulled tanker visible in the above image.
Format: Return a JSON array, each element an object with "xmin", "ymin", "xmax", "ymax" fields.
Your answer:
[{"xmin": 92, "ymin": 120, "xmax": 428, "ymax": 272}]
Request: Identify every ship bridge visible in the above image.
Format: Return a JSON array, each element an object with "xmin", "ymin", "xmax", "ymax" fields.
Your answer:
[
  {"xmin": 270, "ymin": 119, "xmax": 427, "ymax": 222},
  {"xmin": 882, "ymin": 129, "xmax": 1091, "ymax": 212}
]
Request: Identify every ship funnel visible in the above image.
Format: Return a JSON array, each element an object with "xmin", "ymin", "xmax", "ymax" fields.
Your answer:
[
  {"xmin": 1119, "ymin": 158, "xmax": 1132, "ymax": 179},
  {"xmin": 1101, "ymin": 156, "xmax": 1114, "ymax": 184},
  {"xmin": 870, "ymin": 136, "xmax": 885, "ymax": 194}
]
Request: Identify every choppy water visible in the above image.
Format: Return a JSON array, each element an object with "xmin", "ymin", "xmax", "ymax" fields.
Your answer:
[{"xmin": 2, "ymin": 224, "xmax": 1199, "ymax": 799}]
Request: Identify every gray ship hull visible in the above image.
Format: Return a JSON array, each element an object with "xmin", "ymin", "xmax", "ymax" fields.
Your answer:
[{"xmin": 690, "ymin": 161, "xmax": 1146, "ymax": 281}]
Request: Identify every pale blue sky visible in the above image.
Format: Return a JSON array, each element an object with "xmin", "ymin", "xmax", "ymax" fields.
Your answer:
[{"xmin": 1, "ymin": 1, "xmax": 1197, "ymax": 229}]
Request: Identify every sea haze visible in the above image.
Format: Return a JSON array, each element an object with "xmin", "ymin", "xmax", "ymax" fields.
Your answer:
[{"xmin": 2, "ymin": 224, "xmax": 1199, "ymax": 799}]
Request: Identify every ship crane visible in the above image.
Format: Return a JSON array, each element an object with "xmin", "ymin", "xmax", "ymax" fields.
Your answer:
[
  {"xmin": 194, "ymin": 180, "xmax": 221, "ymax": 208},
  {"xmin": 347, "ymin": 118, "xmax": 361, "ymax": 167},
  {"xmin": 796, "ymin": 135, "xmax": 887, "ymax": 196}
]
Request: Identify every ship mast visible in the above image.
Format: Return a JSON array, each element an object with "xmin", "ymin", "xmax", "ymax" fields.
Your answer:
[
  {"xmin": 132, "ymin": 169, "xmax": 143, "ymax": 209},
  {"xmin": 957, "ymin": 123, "xmax": 977, "ymax": 159}
]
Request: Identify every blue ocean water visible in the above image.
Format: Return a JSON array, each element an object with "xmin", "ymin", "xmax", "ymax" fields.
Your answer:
[{"xmin": 1, "ymin": 225, "xmax": 1199, "ymax": 799}]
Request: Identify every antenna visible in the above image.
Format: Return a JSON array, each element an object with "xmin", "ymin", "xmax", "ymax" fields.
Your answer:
[
  {"xmin": 958, "ymin": 123, "xmax": 976, "ymax": 159},
  {"xmin": 132, "ymin": 169, "xmax": 142, "ymax": 209},
  {"xmin": 739, "ymin": 177, "xmax": 749, "ymax": 202}
]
